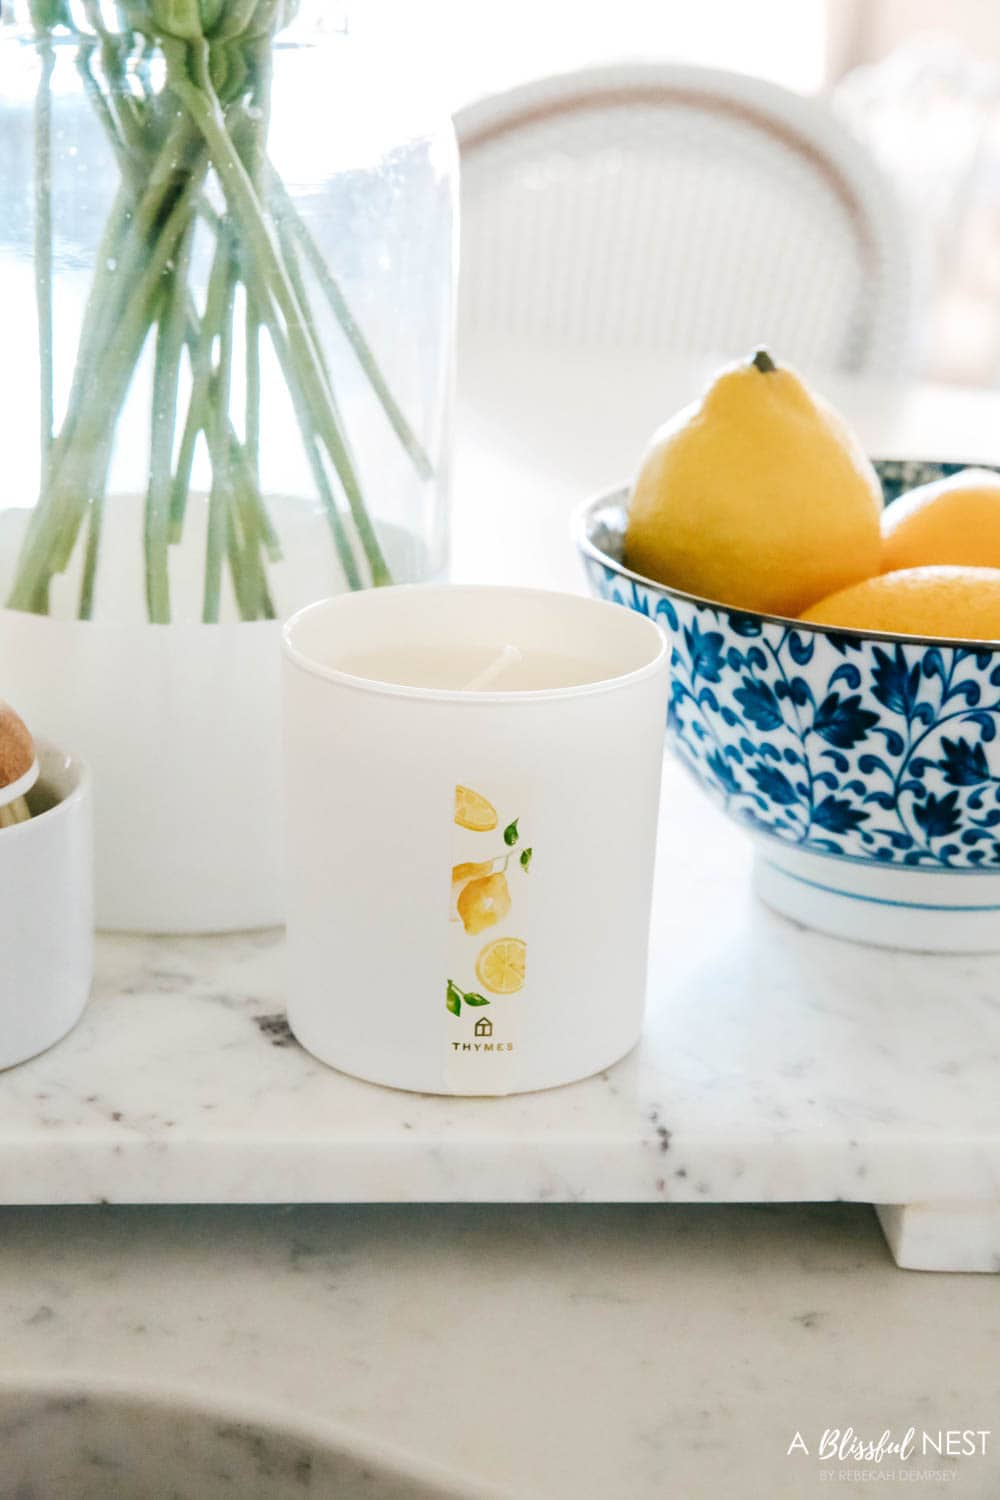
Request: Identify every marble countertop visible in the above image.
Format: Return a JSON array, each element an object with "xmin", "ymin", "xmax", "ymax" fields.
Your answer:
[
  {"xmin": 4, "ymin": 758, "xmax": 999, "ymax": 1225},
  {"xmin": 4, "ymin": 1200, "xmax": 1000, "ymax": 1498}
]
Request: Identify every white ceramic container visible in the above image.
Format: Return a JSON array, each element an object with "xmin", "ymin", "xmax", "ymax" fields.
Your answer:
[
  {"xmin": 282, "ymin": 585, "xmax": 669, "ymax": 1095},
  {"xmin": 0, "ymin": 738, "xmax": 92, "ymax": 1068}
]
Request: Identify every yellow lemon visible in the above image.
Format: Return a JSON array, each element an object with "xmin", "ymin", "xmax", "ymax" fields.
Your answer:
[
  {"xmin": 475, "ymin": 936, "xmax": 526, "ymax": 995},
  {"xmin": 800, "ymin": 566, "xmax": 1000, "ymax": 640},
  {"xmin": 882, "ymin": 468, "xmax": 1000, "ymax": 571},
  {"xmin": 625, "ymin": 348, "xmax": 882, "ymax": 616},
  {"xmin": 457, "ymin": 872, "xmax": 512, "ymax": 936},
  {"xmin": 454, "ymin": 784, "xmax": 497, "ymax": 831}
]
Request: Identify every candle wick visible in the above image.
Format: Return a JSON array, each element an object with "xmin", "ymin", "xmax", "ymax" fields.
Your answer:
[{"xmin": 463, "ymin": 644, "xmax": 523, "ymax": 692}]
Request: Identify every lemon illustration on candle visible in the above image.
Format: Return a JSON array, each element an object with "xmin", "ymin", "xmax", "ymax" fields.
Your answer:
[
  {"xmin": 457, "ymin": 871, "xmax": 512, "ymax": 935},
  {"xmin": 451, "ymin": 858, "xmax": 499, "ymax": 926},
  {"xmin": 451, "ymin": 819, "xmax": 532, "ymax": 935},
  {"xmin": 475, "ymin": 937, "xmax": 527, "ymax": 995},
  {"xmin": 447, "ymin": 786, "xmax": 531, "ymax": 1015},
  {"xmin": 451, "ymin": 859, "xmax": 492, "ymax": 917},
  {"xmin": 452, "ymin": 859, "xmax": 494, "ymax": 885},
  {"xmin": 455, "ymin": 785, "xmax": 498, "ymax": 832}
]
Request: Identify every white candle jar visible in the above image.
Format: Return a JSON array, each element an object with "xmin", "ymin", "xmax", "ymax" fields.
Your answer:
[
  {"xmin": 0, "ymin": 739, "xmax": 92, "ymax": 1069},
  {"xmin": 282, "ymin": 585, "xmax": 668, "ymax": 1094}
]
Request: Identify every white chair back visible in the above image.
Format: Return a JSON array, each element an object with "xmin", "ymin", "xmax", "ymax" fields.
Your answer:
[{"xmin": 456, "ymin": 64, "xmax": 915, "ymax": 374}]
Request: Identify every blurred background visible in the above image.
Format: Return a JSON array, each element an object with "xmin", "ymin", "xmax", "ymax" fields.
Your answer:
[{"xmin": 356, "ymin": 0, "xmax": 1000, "ymax": 387}]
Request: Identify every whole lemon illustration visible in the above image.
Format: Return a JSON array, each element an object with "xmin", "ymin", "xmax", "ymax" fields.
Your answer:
[
  {"xmin": 452, "ymin": 859, "xmax": 494, "ymax": 887},
  {"xmin": 450, "ymin": 860, "xmax": 495, "ymax": 923},
  {"xmin": 475, "ymin": 936, "xmax": 526, "ymax": 995},
  {"xmin": 882, "ymin": 468, "xmax": 1000, "ymax": 571},
  {"xmin": 625, "ymin": 349, "xmax": 882, "ymax": 617},
  {"xmin": 800, "ymin": 565, "xmax": 1000, "ymax": 640},
  {"xmin": 457, "ymin": 872, "xmax": 511, "ymax": 935},
  {"xmin": 455, "ymin": 785, "xmax": 497, "ymax": 832}
]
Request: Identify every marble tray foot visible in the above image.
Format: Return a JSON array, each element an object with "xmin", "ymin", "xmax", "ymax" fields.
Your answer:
[{"xmin": 876, "ymin": 1203, "xmax": 1000, "ymax": 1272}]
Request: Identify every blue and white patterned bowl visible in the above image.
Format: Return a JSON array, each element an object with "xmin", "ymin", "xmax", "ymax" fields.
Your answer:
[{"xmin": 577, "ymin": 459, "xmax": 1000, "ymax": 952}]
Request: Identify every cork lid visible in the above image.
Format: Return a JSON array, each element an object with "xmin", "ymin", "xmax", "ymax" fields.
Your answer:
[{"xmin": 0, "ymin": 701, "xmax": 38, "ymax": 807}]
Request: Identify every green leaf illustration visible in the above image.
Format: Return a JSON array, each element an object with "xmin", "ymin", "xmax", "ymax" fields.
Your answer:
[
  {"xmin": 503, "ymin": 818, "xmax": 519, "ymax": 847},
  {"xmin": 446, "ymin": 980, "xmax": 462, "ymax": 1017},
  {"xmin": 463, "ymin": 992, "xmax": 491, "ymax": 1007},
  {"xmin": 519, "ymin": 847, "xmax": 533, "ymax": 872}
]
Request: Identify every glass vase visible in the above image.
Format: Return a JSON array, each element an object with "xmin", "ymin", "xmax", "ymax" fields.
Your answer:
[{"xmin": 0, "ymin": 0, "xmax": 457, "ymax": 930}]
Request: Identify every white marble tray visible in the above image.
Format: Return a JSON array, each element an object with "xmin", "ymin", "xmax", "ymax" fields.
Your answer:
[{"xmin": 3, "ymin": 762, "xmax": 999, "ymax": 1273}]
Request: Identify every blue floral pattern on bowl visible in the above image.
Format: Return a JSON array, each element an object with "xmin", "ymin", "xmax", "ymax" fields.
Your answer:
[{"xmin": 580, "ymin": 460, "xmax": 1000, "ymax": 870}]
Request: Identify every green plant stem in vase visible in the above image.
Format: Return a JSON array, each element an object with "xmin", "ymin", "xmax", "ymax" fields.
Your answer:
[{"xmin": 9, "ymin": 0, "xmax": 435, "ymax": 624}]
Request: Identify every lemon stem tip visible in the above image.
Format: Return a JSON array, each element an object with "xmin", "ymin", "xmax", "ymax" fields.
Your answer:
[{"xmin": 751, "ymin": 348, "xmax": 776, "ymax": 374}]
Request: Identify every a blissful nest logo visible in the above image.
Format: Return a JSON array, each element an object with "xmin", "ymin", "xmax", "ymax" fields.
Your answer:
[{"xmin": 787, "ymin": 1428, "xmax": 990, "ymax": 1484}]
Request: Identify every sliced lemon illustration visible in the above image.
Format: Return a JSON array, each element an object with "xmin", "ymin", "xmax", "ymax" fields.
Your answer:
[
  {"xmin": 475, "ymin": 936, "xmax": 526, "ymax": 995},
  {"xmin": 455, "ymin": 784, "xmax": 497, "ymax": 832},
  {"xmin": 458, "ymin": 872, "xmax": 512, "ymax": 935}
]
